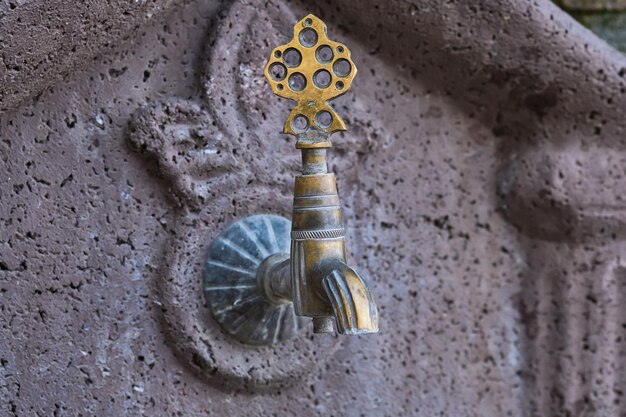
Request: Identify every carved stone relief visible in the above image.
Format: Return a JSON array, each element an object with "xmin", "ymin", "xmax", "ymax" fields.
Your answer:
[
  {"xmin": 125, "ymin": 0, "xmax": 385, "ymax": 390},
  {"xmin": 126, "ymin": 2, "xmax": 343, "ymax": 390},
  {"xmin": 499, "ymin": 137, "xmax": 626, "ymax": 415}
]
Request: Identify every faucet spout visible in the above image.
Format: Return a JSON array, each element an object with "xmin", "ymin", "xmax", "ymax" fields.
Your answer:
[
  {"xmin": 260, "ymin": 256, "xmax": 379, "ymax": 335},
  {"xmin": 322, "ymin": 261, "xmax": 379, "ymax": 335}
]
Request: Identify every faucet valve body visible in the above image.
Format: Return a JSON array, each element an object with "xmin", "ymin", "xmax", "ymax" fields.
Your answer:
[
  {"xmin": 291, "ymin": 168, "xmax": 378, "ymax": 334},
  {"xmin": 291, "ymin": 172, "xmax": 346, "ymax": 323}
]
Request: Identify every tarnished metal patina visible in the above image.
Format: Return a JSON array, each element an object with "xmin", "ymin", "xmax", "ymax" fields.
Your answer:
[{"xmin": 204, "ymin": 14, "xmax": 378, "ymax": 345}]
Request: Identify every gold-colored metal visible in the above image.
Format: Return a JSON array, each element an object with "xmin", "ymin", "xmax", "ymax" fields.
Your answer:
[
  {"xmin": 263, "ymin": 14, "xmax": 357, "ymax": 146},
  {"xmin": 263, "ymin": 15, "xmax": 379, "ymax": 335}
]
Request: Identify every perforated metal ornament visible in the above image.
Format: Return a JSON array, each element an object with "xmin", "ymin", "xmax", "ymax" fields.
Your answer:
[{"xmin": 263, "ymin": 14, "xmax": 357, "ymax": 146}]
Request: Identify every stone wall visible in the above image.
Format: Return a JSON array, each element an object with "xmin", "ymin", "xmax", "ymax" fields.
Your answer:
[{"xmin": 1, "ymin": 0, "xmax": 625, "ymax": 415}]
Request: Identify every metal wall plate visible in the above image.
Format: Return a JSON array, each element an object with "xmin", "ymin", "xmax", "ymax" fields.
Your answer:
[{"xmin": 203, "ymin": 215, "xmax": 309, "ymax": 345}]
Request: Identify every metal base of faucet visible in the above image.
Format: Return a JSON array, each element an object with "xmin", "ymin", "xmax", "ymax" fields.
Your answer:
[{"xmin": 203, "ymin": 215, "xmax": 309, "ymax": 346}]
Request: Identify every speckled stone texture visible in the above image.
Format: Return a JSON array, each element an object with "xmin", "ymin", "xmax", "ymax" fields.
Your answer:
[
  {"xmin": 0, "ymin": 0, "xmax": 194, "ymax": 112},
  {"xmin": 1, "ymin": 0, "xmax": 625, "ymax": 415}
]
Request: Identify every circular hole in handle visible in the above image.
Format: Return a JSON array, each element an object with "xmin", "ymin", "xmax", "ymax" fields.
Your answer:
[
  {"xmin": 332, "ymin": 59, "xmax": 352, "ymax": 78},
  {"xmin": 304, "ymin": 18, "xmax": 313, "ymax": 26},
  {"xmin": 316, "ymin": 111, "xmax": 333, "ymax": 129},
  {"xmin": 274, "ymin": 50, "xmax": 282, "ymax": 59},
  {"xmin": 315, "ymin": 45, "xmax": 333, "ymax": 64},
  {"xmin": 288, "ymin": 73, "xmax": 307, "ymax": 92},
  {"xmin": 283, "ymin": 48, "xmax": 302, "ymax": 68},
  {"xmin": 313, "ymin": 69, "xmax": 332, "ymax": 89},
  {"xmin": 299, "ymin": 28, "xmax": 318, "ymax": 48},
  {"xmin": 291, "ymin": 115, "xmax": 309, "ymax": 133},
  {"xmin": 269, "ymin": 62, "xmax": 287, "ymax": 81},
  {"xmin": 336, "ymin": 46, "xmax": 344, "ymax": 53},
  {"xmin": 335, "ymin": 80, "xmax": 345, "ymax": 90}
]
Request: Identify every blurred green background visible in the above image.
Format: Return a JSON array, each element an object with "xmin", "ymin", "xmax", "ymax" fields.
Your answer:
[{"xmin": 556, "ymin": 0, "xmax": 626, "ymax": 53}]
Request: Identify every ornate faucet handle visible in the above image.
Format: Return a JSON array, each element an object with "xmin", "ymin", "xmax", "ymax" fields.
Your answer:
[{"xmin": 264, "ymin": 14, "xmax": 356, "ymax": 146}]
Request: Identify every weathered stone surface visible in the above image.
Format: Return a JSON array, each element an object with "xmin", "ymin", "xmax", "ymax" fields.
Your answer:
[
  {"xmin": 0, "ymin": 0, "xmax": 625, "ymax": 415},
  {"xmin": 0, "ymin": 0, "xmax": 189, "ymax": 111}
]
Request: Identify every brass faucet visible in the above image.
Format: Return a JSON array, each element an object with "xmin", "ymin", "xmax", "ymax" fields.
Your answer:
[{"xmin": 203, "ymin": 14, "xmax": 378, "ymax": 345}]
